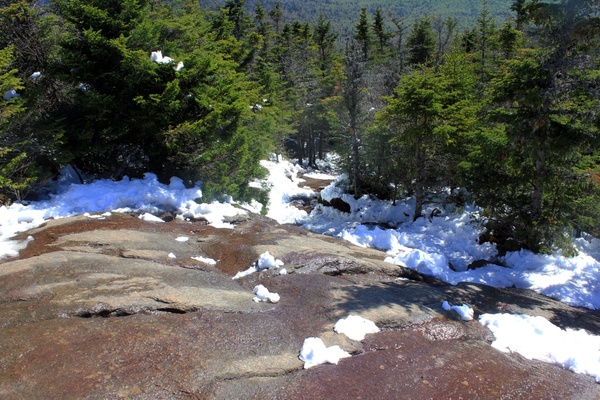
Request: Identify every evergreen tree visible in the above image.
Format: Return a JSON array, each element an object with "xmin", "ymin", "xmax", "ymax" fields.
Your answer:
[
  {"xmin": 50, "ymin": 0, "xmax": 271, "ymax": 200},
  {"xmin": 223, "ymin": 0, "xmax": 251, "ymax": 41},
  {"xmin": 475, "ymin": 0, "xmax": 498, "ymax": 81},
  {"xmin": 268, "ymin": 0, "xmax": 283, "ymax": 34},
  {"xmin": 0, "ymin": 45, "xmax": 32, "ymax": 202},
  {"xmin": 497, "ymin": 21, "xmax": 521, "ymax": 59},
  {"xmin": 510, "ymin": 0, "xmax": 528, "ymax": 30},
  {"xmin": 354, "ymin": 7, "xmax": 372, "ymax": 61},
  {"xmin": 0, "ymin": 1, "xmax": 66, "ymax": 201},
  {"xmin": 372, "ymin": 7, "xmax": 389, "ymax": 56},
  {"xmin": 407, "ymin": 15, "xmax": 435, "ymax": 66},
  {"xmin": 313, "ymin": 14, "xmax": 338, "ymax": 79},
  {"xmin": 378, "ymin": 67, "xmax": 445, "ymax": 220}
]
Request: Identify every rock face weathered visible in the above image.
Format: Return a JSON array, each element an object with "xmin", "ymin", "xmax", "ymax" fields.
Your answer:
[{"xmin": 1, "ymin": 212, "xmax": 599, "ymax": 399}]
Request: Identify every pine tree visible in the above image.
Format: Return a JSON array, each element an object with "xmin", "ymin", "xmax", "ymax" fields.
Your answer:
[
  {"xmin": 378, "ymin": 67, "xmax": 445, "ymax": 220},
  {"xmin": 372, "ymin": 7, "xmax": 389, "ymax": 56},
  {"xmin": 0, "ymin": 46, "xmax": 35, "ymax": 202},
  {"xmin": 49, "ymin": 0, "xmax": 271, "ymax": 200},
  {"xmin": 407, "ymin": 15, "xmax": 435, "ymax": 66},
  {"xmin": 313, "ymin": 14, "xmax": 338, "ymax": 79},
  {"xmin": 510, "ymin": 0, "xmax": 528, "ymax": 30},
  {"xmin": 475, "ymin": 0, "xmax": 498, "ymax": 81},
  {"xmin": 354, "ymin": 7, "xmax": 372, "ymax": 61},
  {"xmin": 269, "ymin": 0, "xmax": 283, "ymax": 34}
]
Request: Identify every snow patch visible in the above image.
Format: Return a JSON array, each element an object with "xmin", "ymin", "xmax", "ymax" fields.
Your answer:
[
  {"xmin": 191, "ymin": 256, "xmax": 217, "ymax": 265},
  {"xmin": 4, "ymin": 90, "xmax": 19, "ymax": 100},
  {"xmin": 334, "ymin": 315, "xmax": 380, "ymax": 341},
  {"xmin": 442, "ymin": 301, "xmax": 474, "ymax": 321},
  {"xmin": 480, "ymin": 313, "xmax": 600, "ymax": 382},
  {"xmin": 232, "ymin": 251, "xmax": 284, "ymax": 279},
  {"xmin": 298, "ymin": 337, "xmax": 351, "ymax": 369},
  {"xmin": 253, "ymin": 284, "xmax": 280, "ymax": 303}
]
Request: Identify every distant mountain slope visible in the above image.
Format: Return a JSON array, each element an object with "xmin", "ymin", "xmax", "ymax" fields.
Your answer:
[{"xmin": 205, "ymin": 0, "xmax": 515, "ymax": 37}]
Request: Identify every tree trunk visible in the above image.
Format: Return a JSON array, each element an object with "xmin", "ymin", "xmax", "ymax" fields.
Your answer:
[
  {"xmin": 318, "ymin": 130, "xmax": 324, "ymax": 160},
  {"xmin": 307, "ymin": 126, "xmax": 315, "ymax": 167},
  {"xmin": 351, "ymin": 126, "xmax": 360, "ymax": 196},
  {"xmin": 531, "ymin": 146, "xmax": 546, "ymax": 221},
  {"xmin": 413, "ymin": 142, "xmax": 424, "ymax": 221}
]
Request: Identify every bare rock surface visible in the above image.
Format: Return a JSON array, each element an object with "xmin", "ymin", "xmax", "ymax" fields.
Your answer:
[{"xmin": 1, "ymin": 212, "xmax": 599, "ymax": 399}]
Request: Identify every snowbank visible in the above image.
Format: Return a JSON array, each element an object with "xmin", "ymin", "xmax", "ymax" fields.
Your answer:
[
  {"xmin": 302, "ymin": 176, "xmax": 600, "ymax": 310},
  {"xmin": 254, "ymin": 156, "xmax": 314, "ymax": 224},
  {"xmin": 0, "ymin": 173, "xmax": 248, "ymax": 260},
  {"xmin": 480, "ymin": 313, "xmax": 600, "ymax": 382}
]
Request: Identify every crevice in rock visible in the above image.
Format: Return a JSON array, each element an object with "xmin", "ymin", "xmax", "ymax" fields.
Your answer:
[
  {"xmin": 156, "ymin": 307, "xmax": 188, "ymax": 314},
  {"xmin": 62, "ymin": 302, "xmax": 196, "ymax": 318}
]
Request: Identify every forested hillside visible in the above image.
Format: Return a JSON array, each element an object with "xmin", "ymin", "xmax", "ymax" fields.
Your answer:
[
  {"xmin": 219, "ymin": 0, "xmax": 515, "ymax": 37},
  {"xmin": 1, "ymin": 0, "xmax": 599, "ymax": 254}
]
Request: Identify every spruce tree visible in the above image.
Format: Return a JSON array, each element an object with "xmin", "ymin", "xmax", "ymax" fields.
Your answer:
[
  {"xmin": 407, "ymin": 15, "xmax": 435, "ymax": 66},
  {"xmin": 354, "ymin": 7, "xmax": 372, "ymax": 61}
]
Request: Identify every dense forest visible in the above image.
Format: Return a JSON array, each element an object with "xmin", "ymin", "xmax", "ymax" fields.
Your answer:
[
  {"xmin": 1, "ymin": 0, "xmax": 599, "ymax": 254},
  {"xmin": 212, "ymin": 0, "xmax": 516, "ymax": 38}
]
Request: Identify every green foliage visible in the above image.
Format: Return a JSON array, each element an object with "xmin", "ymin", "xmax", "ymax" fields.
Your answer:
[
  {"xmin": 378, "ymin": 67, "xmax": 445, "ymax": 220},
  {"xmin": 45, "ymin": 0, "xmax": 274, "ymax": 200},
  {"xmin": 0, "ymin": 46, "xmax": 30, "ymax": 203},
  {"xmin": 407, "ymin": 15, "xmax": 435, "ymax": 66},
  {"xmin": 235, "ymin": 0, "xmax": 514, "ymax": 39},
  {"xmin": 354, "ymin": 7, "xmax": 371, "ymax": 61},
  {"xmin": 473, "ymin": 46, "xmax": 600, "ymax": 252}
]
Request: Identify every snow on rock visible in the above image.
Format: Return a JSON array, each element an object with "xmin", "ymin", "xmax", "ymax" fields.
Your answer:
[
  {"xmin": 442, "ymin": 301, "xmax": 474, "ymax": 321},
  {"xmin": 303, "ymin": 171, "xmax": 338, "ymax": 180},
  {"xmin": 0, "ymin": 173, "xmax": 211, "ymax": 260},
  {"xmin": 191, "ymin": 256, "xmax": 217, "ymax": 265},
  {"xmin": 232, "ymin": 265, "xmax": 258, "ymax": 280},
  {"xmin": 307, "ymin": 178, "xmax": 600, "ymax": 310},
  {"xmin": 179, "ymin": 199, "xmax": 247, "ymax": 229},
  {"xmin": 232, "ymin": 251, "xmax": 284, "ymax": 279},
  {"xmin": 84, "ymin": 212, "xmax": 111, "ymax": 220},
  {"xmin": 168, "ymin": 253, "xmax": 176, "ymax": 259},
  {"xmin": 0, "ymin": 234, "xmax": 33, "ymax": 259},
  {"xmin": 480, "ymin": 313, "xmax": 600, "ymax": 382},
  {"xmin": 254, "ymin": 156, "xmax": 314, "ymax": 224},
  {"xmin": 139, "ymin": 213, "xmax": 164, "ymax": 223},
  {"xmin": 298, "ymin": 337, "xmax": 351, "ymax": 369},
  {"xmin": 257, "ymin": 251, "xmax": 284, "ymax": 269},
  {"xmin": 175, "ymin": 236, "xmax": 189, "ymax": 242},
  {"xmin": 252, "ymin": 284, "xmax": 280, "ymax": 303},
  {"xmin": 333, "ymin": 315, "xmax": 380, "ymax": 341},
  {"xmin": 4, "ymin": 90, "xmax": 20, "ymax": 100}
]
